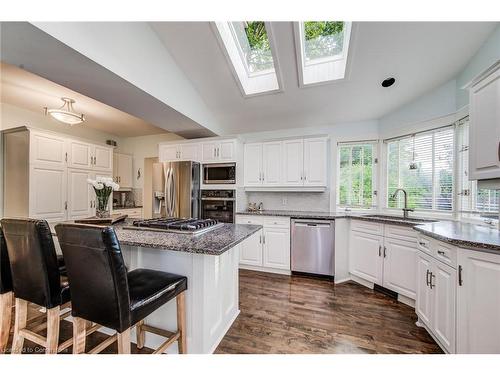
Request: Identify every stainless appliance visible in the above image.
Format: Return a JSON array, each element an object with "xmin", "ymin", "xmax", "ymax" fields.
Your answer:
[
  {"xmin": 152, "ymin": 161, "xmax": 200, "ymax": 219},
  {"xmin": 125, "ymin": 218, "xmax": 223, "ymax": 235},
  {"xmin": 201, "ymin": 190, "xmax": 235, "ymax": 223},
  {"xmin": 203, "ymin": 163, "xmax": 236, "ymax": 184},
  {"xmin": 291, "ymin": 219, "xmax": 335, "ymax": 277}
]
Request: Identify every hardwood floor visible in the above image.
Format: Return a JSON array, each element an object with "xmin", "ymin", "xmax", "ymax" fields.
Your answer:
[
  {"xmin": 4, "ymin": 269, "xmax": 442, "ymax": 354},
  {"xmin": 215, "ymin": 270, "xmax": 442, "ymax": 354}
]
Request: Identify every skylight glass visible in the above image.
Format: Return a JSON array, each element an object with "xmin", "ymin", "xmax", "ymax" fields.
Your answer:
[
  {"xmin": 294, "ymin": 21, "xmax": 352, "ymax": 86},
  {"xmin": 214, "ymin": 22, "xmax": 281, "ymax": 97}
]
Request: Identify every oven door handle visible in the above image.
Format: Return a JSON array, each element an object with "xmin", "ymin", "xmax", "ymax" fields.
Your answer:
[{"xmin": 201, "ymin": 197, "xmax": 235, "ymax": 201}]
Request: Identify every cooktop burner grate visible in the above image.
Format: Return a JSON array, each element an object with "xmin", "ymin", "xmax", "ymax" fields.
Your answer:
[{"xmin": 124, "ymin": 218, "xmax": 223, "ymax": 235}]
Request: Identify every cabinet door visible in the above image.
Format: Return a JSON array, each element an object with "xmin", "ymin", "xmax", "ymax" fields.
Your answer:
[
  {"xmin": 202, "ymin": 142, "xmax": 218, "ymax": 162},
  {"xmin": 262, "ymin": 141, "xmax": 282, "ymax": 186},
  {"xmin": 416, "ymin": 251, "xmax": 433, "ymax": 327},
  {"xmin": 30, "ymin": 132, "xmax": 67, "ymax": 167},
  {"xmin": 68, "ymin": 140, "xmax": 93, "ymax": 169},
  {"xmin": 159, "ymin": 144, "xmax": 179, "ymax": 162},
  {"xmin": 282, "ymin": 139, "xmax": 304, "ymax": 186},
  {"xmin": 244, "ymin": 143, "xmax": 263, "ymax": 186},
  {"xmin": 263, "ymin": 227, "xmax": 290, "ymax": 270},
  {"xmin": 67, "ymin": 169, "xmax": 93, "ymax": 219},
  {"xmin": 349, "ymin": 231, "xmax": 383, "ymax": 284},
  {"xmin": 457, "ymin": 248, "xmax": 500, "ymax": 353},
  {"xmin": 432, "ymin": 260, "xmax": 456, "ymax": 354},
  {"xmin": 29, "ymin": 165, "xmax": 67, "ymax": 222},
  {"xmin": 117, "ymin": 153, "xmax": 133, "ymax": 189},
  {"xmin": 219, "ymin": 140, "xmax": 236, "ymax": 161},
  {"xmin": 94, "ymin": 145, "xmax": 113, "ymax": 171},
  {"xmin": 239, "ymin": 229, "xmax": 263, "ymax": 267},
  {"xmin": 383, "ymin": 237, "xmax": 417, "ymax": 299},
  {"xmin": 179, "ymin": 143, "xmax": 199, "ymax": 161},
  {"xmin": 303, "ymin": 137, "xmax": 327, "ymax": 186},
  {"xmin": 469, "ymin": 68, "xmax": 500, "ymax": 180}
]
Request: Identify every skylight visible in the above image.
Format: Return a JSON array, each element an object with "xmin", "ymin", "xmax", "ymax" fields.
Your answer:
[
  {"xmin": 294, "ymin": 21, "xmax": 352, "ymax": 86},
  {"xmin": 213, "ymin": 22, "xmax": 281, "ymax": 97}
]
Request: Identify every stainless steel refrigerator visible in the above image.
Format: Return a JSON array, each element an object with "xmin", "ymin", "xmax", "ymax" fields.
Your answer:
[{"xmin": 152, "ymin": 161, "xmax": 200, "ymax": 219}]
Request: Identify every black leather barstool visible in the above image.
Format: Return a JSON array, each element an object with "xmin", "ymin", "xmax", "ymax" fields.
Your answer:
[
  {"xmin": 1, "ymin": 218, "xmax": 73, "ymax": 354},
  {"xmin": 55, "ymin": 223, "xmax": 188, "ymax": 354},
  {"xmin": 0, "ymin": 227, "xmax": 14, "ymax": 353}
]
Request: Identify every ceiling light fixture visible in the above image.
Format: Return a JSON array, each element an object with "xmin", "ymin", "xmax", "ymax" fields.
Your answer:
[
  {"xmin": 381, "ymin": 77, "xmax": 396, "ymax": 88},
  {"xmin": 44, "ymin": 97, "xmax": 85, "ymax": 125}
]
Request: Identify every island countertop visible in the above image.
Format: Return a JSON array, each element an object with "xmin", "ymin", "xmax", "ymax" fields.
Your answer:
[{"xmin": 52, "ymin": 220, "xmax": 262, "ymax": 256}]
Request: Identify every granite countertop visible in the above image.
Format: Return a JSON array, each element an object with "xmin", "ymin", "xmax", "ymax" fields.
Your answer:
[{"xmin": 414, "ymin": 221, "xmax": 500, "ymax": 252}]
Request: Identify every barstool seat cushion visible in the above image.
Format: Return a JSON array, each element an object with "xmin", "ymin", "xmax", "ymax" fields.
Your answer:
[{"xmin": 128, "ymin": 269, "xmax": 187, "ymax": 325}]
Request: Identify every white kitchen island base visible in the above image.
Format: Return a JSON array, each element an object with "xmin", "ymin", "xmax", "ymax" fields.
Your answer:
[{"xmin": 119, "ymin": 243, "xmax": 241, "ymax": 354}]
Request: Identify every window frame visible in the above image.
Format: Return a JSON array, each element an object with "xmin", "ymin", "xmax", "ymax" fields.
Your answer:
[{"xmin": 336, "ymin": 140, "xmax": 379, "ymax": 210}]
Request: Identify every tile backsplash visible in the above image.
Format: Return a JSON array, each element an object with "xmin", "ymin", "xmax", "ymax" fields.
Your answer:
[{"xmin": 245, "ymin": 191, "xmax": 330, "ymax": 212}]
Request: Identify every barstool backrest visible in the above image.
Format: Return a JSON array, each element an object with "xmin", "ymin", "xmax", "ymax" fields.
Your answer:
[
  {"xmin": 1, "ymin": 218, "xmax": 62, "ymax": 307},
  {"xmin": 0, "ymin": 227, "xmax": 13, "ymax": 294},
  {"xmin": 55, "ymin": 223, "xmax": 132, "ymax": 332}
]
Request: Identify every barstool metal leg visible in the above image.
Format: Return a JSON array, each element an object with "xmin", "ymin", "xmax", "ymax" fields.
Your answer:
[
  {"xmin": 11, "ymin": 298, "xmax": 27, "ymax": 354},
  {"xmin": 72, "ymin": 317, "xmax": 87, "ymax": 354},
  {"xmin": 117, "ymin": 328, "xmax": 131, "ymax": 354},
  {"xmin": 46, "ymin": 306, "xmax": 61, "ymax": 354},
  {"xmin": 176, "ymin": 291, "xmax": 186, "ymax": 354},
  {"xmin": 0, "ymin": 292, "xmax": 13, "ymax": 353}
]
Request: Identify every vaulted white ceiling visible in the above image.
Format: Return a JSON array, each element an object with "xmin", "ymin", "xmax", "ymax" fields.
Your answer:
[{"xmin": 151, "ymin": 22, "xmax": 497, "ymax": 135}]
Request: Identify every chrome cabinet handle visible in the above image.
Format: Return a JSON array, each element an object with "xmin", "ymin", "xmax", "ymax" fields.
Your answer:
[
  {"xmin": 429, "ymin": 272, "xmax": 435, "ymax": 289},
  {"xmin": 418, "ymin": 241, "xmax": 426, "ymax": 247},
  {"xmin": 378, "ymin": 245, "xmax": 381, "ymax": 257},
  {"xmin": 383, "ymin": 246, "xmax": 387, "ymax": 258},
  {"xmin": 259, "ymin": 235, "xmax": 262, "ymax": 244},
  {"xmin": 437, "ymin": 250, "xmax": 446, "ymax": 256},
  {"xmin": 426, "ymin": 270, "xmax": 430, "ymax": 286},
  {"xmin": 458, "ymin": 265, "xmax": 463, "ymax": 286},
  {"xmin": 262, "ymin": 235, "xmax": 265, "ymax": 244},
  {"xmin": 65, "ymin": 152, "xmax": 68, "ymax": 162}
]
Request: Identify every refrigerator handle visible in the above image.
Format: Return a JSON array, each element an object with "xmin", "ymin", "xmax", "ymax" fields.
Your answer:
[
  {"xmin": 171, "ymin": 168, "xmax": 176, "ymax": 217},
  {"xmin": 164, "ymin": 164, "xmax": 172, "ymax": 217}
]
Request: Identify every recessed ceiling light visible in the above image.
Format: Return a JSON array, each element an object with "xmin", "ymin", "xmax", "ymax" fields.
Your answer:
[
  {"xmin": 44, "ymin": 97, "xmax": 85, "ymax": 125},
  {"xmin": 382, "ymin": 77, "xmax": 396, "ymax": 88}
]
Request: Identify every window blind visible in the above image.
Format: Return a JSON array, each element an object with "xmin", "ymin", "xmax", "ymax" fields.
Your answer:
[
  {"xmin": 387, "ymin": 127, "xmax": 454, "ymax": 211},
  {"xmin": 338, "ymin": 143, "xmax": 375, "ymax": 208}
]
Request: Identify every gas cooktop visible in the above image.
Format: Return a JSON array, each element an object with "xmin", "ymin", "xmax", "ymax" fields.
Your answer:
[{"xmin": 124, "ymin": 218, "xmax": 223, "ymax": 235}]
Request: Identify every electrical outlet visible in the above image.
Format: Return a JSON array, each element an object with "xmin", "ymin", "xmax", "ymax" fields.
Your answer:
[{"xmin": 282, "ymin": 197, "xmax": 287, "ymax": 206}]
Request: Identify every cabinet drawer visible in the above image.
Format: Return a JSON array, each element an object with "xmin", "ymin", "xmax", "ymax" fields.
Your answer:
[
  {"xmin": 263, "ymin": 216, "xmax": 290, "ymax": 228},
  {"xmin": 434, "ymin": 241, "xmax": 457, "ymax": 268},
  {"xmin": 235, "ymin": 215, "xmax": 263, "ymax": 225},
  {"xmin": 350, "ymin": 219, "xmax": 384, "ymax": 236},
  {"xmin": 417, "ymin": 235, "xmax": 432, "ymax": 255},
  {"xmin": 385, "ymin": 224, "xmax": 418, "ymax": 242}
]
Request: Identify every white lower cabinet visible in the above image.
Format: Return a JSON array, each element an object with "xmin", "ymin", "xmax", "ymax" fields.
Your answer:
[
  {"xmin": 236, "ymin": 215, "xmax": 290, "ymax": 273},
  {"xmin": 67, "ymin": 169, "xmax": 93, "ymax": 220},
  {"xmin": 457, "ymin": 248, "xmax": 500, "ymax": 353},
  {"xmin": 349, "ymin": 223, "xmax": 417, "ymax": 299},
  {"xmin": 29, "ymin": 165, "xmax": 67, "ymax": 222}
]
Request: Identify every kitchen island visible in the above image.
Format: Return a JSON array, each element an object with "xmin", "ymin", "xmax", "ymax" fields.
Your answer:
[{"xmin": 53, "ymin": 220, "xmax": 261, "ymax": 354}]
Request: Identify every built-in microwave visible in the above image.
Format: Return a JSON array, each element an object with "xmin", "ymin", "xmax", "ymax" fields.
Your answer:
[{"xmin": 203, "ymin": 163, "xmax": 236, "ymax": 184}]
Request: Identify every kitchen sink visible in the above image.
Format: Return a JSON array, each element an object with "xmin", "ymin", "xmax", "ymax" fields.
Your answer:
[{"xmin": 363, "ymin": 215, "xmax": 438, "ymax": 224}]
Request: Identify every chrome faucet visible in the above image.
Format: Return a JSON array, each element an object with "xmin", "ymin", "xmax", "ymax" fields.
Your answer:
[
  {"xmin": 258, "ymin": 202, "xmax": 264, "ymax": 211},
  {"xmin": 391, "ymin": 188, "xmax": 414, "ymax": 219}
]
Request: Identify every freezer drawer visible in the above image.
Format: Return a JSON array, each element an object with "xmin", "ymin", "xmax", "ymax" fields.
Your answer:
[{"xmin": 291, "ymin": 219, "xmax": 335, "ymax": 277}]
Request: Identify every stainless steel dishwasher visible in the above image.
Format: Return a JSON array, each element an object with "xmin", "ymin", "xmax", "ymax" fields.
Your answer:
[{"xmin": 291, "ymin": 219, "xmax": 335, "ymax": 277}]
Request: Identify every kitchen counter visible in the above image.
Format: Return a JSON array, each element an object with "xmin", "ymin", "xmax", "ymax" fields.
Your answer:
[
  {"xmin": 113, "ymin": 220, "xmax": 261, "ymax": 255},
  {"xmin": 414, "ymin": 221, "xmax": 500, "ymax": 252}
]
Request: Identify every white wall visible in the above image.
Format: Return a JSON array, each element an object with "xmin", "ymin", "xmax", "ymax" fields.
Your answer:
[
  {"xmin": 0, "ymin": 102, "xmax": 123, "ymax": 218},
  {"xmin": 115, "ymin": 133, "xmax": 184, "ymax": 190}
]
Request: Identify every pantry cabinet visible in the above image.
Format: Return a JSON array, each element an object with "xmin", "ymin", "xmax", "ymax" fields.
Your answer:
[
  {"xmin": 457, "ymin": 248, "xmax": 500, "ymax": 353},
  {"xmin": 29, "ymin": 165, "xmax": 68, "ymax": 222},
  {"xmin": 349, "ymin": 221, "xmax": 417, "ymax": 300},
  {"xmin": 468, "ymin": 61, "xmax": 500, "ymax": 180},
  {"xmin": 235, "ymin": 215, "xmax": 290, "ymax": 273},
  {"xmin": 67, "ymin": 169, "xmax": 93, "ymax": 220},
  {"xmin": 244, "ymin": 136, "xmax": 328, "ymax": 190}
]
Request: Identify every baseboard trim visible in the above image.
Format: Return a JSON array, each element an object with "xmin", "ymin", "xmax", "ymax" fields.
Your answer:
[{"xmin": 239, "ymin": 264, "xmax": 291, "ymax": 275}]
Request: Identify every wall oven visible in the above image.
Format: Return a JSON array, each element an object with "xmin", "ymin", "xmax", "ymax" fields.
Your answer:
[
  {"xmin": 201, "ymin": 190, "xmax": 235, "ymax": 223},
  {"xmin": 202, "ymin": 163, "xmax": 236, "ymax": 184}
]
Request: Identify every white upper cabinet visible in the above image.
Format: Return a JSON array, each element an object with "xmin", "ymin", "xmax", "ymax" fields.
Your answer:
[
  {"xmin": 218, "ymin": 140, "xmax": 236, "ymax": 161},
  {"xmin": 201, "ymin": 142, "xmax": 219, "ymax": 162},
  {"xmin": 244, "ymin": 136, "xmax": 328, "ymax": 190},
  {"xmin": 244, "ymin": 143, "xmax": 263, "ymax": 186},
  {"xmin": 159, "ymin": 144, "xmax": 180, "ymax": 162},
  {"xmin": 457, "ymin": 248, "xmax": 500, "ymax": 353},
  {"xmin": 93, "ymin": 145, "xmax": 113, "ymax": 171},
  {"xmin": 30, "ymin": 132, "xmax": 67, "ymax": 167},
  {"xmin": 303, "ymin": 137, "xmax": 327, "ymax": 186},
  {"xmin": 68, "ymin": 140, "xmax": 93, "ymax": 169},
  {"xmin": 179, "ymin": 143, "xmax": 199, "ymax": 161},
  {"xmin": 282, "ymin": 139, "xmax": 304, "ymax": 186},
  {"xmin": 468, "ymin": 62, "xmax": 500, "ymax": 180},
  {"xmin": 160, "ymin": 139, "xmax": 236, "ymax": 163},
  {"xmin": 114, "ymin": 153, "xmax": 133, "ymax": 189}
]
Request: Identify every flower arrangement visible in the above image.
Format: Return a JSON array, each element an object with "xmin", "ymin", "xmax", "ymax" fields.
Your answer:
[{"xmin": 87, "ymin": 177, "xmax": 120, "ymax": 218}]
